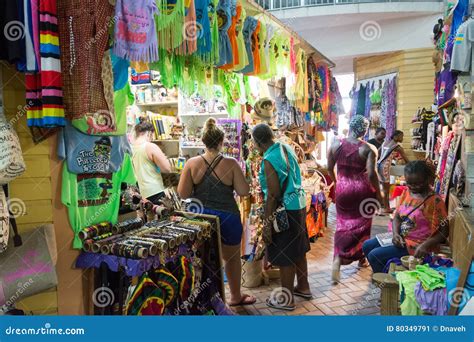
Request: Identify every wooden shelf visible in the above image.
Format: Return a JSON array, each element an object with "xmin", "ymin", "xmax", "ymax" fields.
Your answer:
[
  {"xmin": 413, "ymin": 149, "xmax": 427, "ymax": 153},
  {"xmin": 412, "ymin": 136, "xmax": 422, "ymax": 138},
  {"xmin": 412, "ymin": 121, "xmax": 422, "ymax": 124},
  {"xmin": 136, "ymin": 101, "xmax": 178, "ymax": 107},
  {"xmin": 181, "ymin": 145, "xmax": 205, "ymax": 149},
  {"xmin": 179, "ymin": 112, "xmax": 228, "ymax": 117},
  {"xmin": 153, "ymin": 140, "xmax": 180, "ymax": 143}
]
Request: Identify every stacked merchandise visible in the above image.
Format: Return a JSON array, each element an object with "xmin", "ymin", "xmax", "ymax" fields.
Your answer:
[
  {"xmin": 429, "ymin": 1, "xmax": 471, "ymax": 204},
  {"xmin": 75, "ymin": 213, "xmax": 230, "ymax": 316},
  {"xmin": 217, "ymin": 119, "xmax": 242, "ymax": 161}
]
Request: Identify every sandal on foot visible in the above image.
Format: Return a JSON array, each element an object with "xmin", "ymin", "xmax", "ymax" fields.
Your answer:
[
  {"xmin": 229, "ymin": 294, "xmax": 256, "ymax": 307},
  {"xmin": 265, "ymin": 298, "xmax": 295, "ymax": 311},
  {"xmin": 358, "ymin": 258, "xmax": 370, "ymax": 268},
  {"xmin": 294, "ymin": 290, "xmax": 313, "ymax": 300}
]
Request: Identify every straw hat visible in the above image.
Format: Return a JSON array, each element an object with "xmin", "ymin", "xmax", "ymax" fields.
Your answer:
[{"xmin": 252, "ymin": 97, "xmax": 275, "ymax": 122}]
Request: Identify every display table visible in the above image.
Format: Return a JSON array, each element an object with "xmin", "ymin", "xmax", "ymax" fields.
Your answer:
[{"xmin": 76, "ymin": 247, "xmax": 188, "ymax": 277}]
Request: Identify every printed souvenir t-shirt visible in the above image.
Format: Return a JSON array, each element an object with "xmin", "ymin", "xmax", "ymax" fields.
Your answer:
[
  {"xmin": 451, "ymin": 18, "xmax": 474, "ymax": 77},
  {"xmin": 62, "ymin": 154, "xmax": 136, "ymax": 248},
  {"xmin": 437, "ymin": 68, "xmax": 457, "ymax": 107},
  {"xmin": 58, "ymin": 121, "xmax": 132, "ymax": 174}
]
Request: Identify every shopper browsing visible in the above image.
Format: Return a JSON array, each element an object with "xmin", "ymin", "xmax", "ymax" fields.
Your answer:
[
  {"xmin": 367, "ymin": 127, "xmax": 386, "ymax": 151},
  {"xmin": 362, "ymin": 160, "xmax": 448, "ymax": 273},
  {"xmin": 327, "ymin": 115, "xmax": 382, "ymax": 284},
  {"xmin": 177, "ymin": 118, "xmax": 256, "ymax": 307},
  {"xmin": 378, "ymin": 130, "xmax": 409, "ymax": 213},
  {"xmin": 131, "ymin": 118, "xmax": 172, "ymax": 204},
  {"xmin": 252, "ymin": 123, "xmax": 311, "ymax": 311}
]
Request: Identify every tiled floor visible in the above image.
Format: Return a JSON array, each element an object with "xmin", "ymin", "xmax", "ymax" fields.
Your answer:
[{"xmin": 227, "ymin": 205, "xmax": 390, "ymax": 316}]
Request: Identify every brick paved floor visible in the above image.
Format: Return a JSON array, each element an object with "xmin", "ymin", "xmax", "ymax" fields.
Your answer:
[{"xmin": 227, "ymin": 205, "xmax": 390, "ymax": 316}]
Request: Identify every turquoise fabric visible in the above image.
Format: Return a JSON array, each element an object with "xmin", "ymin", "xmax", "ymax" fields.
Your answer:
[{"xmin": 259, "ymin": 142, "xmax": 306, "ymax": 210}]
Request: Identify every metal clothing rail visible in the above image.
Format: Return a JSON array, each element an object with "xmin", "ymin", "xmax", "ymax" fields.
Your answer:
[
  {"xmin": 356, "ymin": 71, "xmax": 398, "ymax": 89},
  {"xmin": 257, "ymin": 0, "xmax": 443, "ymax": 11}
]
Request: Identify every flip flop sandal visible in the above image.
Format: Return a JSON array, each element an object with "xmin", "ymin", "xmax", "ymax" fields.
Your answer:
[
  {"xmin": 293, "ymin": 290, "xmax": 313, "ymax": 300},
  {"xmin": 229, "ymin": 294, "xmax": 256, "ymax": 307},
  {"xmin": 265, "ymin": 298, "xmax": 295, "ymax": 311}
]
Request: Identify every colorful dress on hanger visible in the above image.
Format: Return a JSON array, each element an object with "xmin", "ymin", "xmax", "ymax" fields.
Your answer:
[
  {"xmin": 238, "ymin": 16, "xmax": 257, "ymax": 74},
  {"xmin": 216, "ymin": 0, "xmax": 232, "ymax": 67},
  {"xmin": 220, "ymin": 0, "xmax": 238, "ymax": 70},
  {"xmin": 333, "ymin": 139, "xmax": 376, "ymax": 265},
  {"xmin": 113, "ymin": 0, "xmax": 159, "ymax": 62}
]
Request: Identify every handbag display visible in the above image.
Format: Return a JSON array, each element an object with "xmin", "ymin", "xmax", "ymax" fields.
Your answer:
[
  {"xmin": 272, "ymin": 145, "xmax": 290, "ymax": 233},
  {"xmin": 0, "ymin": 224, "xmax": 57, "ymax": 307},
  {"xmin": 0, "ymin": 71, "xmax": 26, "ymax": 185}
]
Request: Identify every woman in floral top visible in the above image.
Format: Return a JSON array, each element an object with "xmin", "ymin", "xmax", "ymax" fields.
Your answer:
[{"xmin": 363, "ymin": 160, "xmax": 448, "ymax": 273}]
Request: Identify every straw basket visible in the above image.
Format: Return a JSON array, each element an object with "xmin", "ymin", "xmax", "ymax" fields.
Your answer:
[{"xmin": 241, "ymin": 259, "xmax": 263, "ymax": 288}]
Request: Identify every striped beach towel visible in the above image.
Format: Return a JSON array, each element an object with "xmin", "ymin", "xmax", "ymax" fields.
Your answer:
[{"xmin": 26, "ymin": 0, "xmax": 65, "ymax": 127}]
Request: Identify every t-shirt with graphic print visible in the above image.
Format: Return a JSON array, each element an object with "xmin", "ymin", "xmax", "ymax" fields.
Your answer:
[
  {"xmin": 58, "ymin": 121, "xmax": 132, "ymax": 174},
  {"xmin": 62, "ymin": 154, "xmax": 136, "ymax": 248}
]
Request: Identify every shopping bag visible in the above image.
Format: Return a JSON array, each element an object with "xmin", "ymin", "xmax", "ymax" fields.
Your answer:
[
  {"xmin": 0, "ymin": 112, "xmax": 25, "ymax": 184},
  {"xmin": 0, "ymin": 224, "xmax": 57, "ymax": 306}
]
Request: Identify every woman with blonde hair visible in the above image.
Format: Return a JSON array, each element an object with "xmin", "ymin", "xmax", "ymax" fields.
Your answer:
[{"xmin": 178, "ymin": 118, "xmax": 255, "ymax": 306}]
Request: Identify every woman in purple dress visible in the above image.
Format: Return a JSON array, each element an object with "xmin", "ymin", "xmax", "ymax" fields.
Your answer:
[{"xmin": 328, "ymin": 115, "xmax": 382, "ymax": 284}]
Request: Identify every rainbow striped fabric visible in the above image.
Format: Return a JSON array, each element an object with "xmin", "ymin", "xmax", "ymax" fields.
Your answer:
[{"xmin": 26, "ymin": 0, "xmax": 65, "ymax": 127}]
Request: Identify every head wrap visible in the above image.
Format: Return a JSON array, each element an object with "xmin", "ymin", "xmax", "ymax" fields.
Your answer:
[{"xmin": 349, "ymin": 115, "xmax": 369, "ymax": 137}]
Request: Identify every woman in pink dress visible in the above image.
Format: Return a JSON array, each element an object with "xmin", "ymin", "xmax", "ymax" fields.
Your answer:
[{"xmin": 328, "ymin": 115, "xmax": 382, "ymax": 283}]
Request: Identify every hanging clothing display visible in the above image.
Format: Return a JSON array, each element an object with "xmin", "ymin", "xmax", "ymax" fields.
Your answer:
[
  {"xmin": 26, "ymin": 0, "xmax": 65, "ymax": 127},
  {"xmin": 156, "ymin": 0, "xmax": 186, "ymax": 50},
  {"xmin": 113, "ymin": 0, "xmax": 159, "ymax": 62},
  {"xmin": 216, "ymin": 0, "xmax": 233, "ymax": 67},
  {"xmin": 385, "ymin": 77, "xmax": 397, "ymax": 140},
  {"xmin": 58, "ymin": 121, "xmax": 132, "ymax": 174},
  {"xmin": 58, "ymin": 0, "xmax": 114, "ymax": 121},
  {"xmin": 61, "ymin": 154, "xmax": 136, "ymax": 248}
]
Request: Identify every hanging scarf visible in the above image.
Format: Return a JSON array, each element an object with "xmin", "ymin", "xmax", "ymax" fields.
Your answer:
[
  {"xmin": 113, "ymin": 0, "xmax": 159, "ymax": 62},
  {"xmin": 26, "ymin": 0, "xmax": 65, "ymax": 127}
]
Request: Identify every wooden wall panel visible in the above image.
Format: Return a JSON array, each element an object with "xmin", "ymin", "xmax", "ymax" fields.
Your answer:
[
  {"xmin": 355, "ymin": 48, "xmax": 435, "ymax": 160},
  {"xmin": 1, "ymin": 64, "xmax": 58, "ymax": 314}
]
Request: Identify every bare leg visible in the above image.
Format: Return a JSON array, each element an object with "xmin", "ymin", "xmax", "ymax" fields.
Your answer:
[
  {"xmin": 279, "ymin": 265, "xmax": 296, "ymax": 305},
  {"xmin": 382, "ymin": 183, "xmax": 391, "ymax": 211},
  {"xmin": 294, "ymin": 256, "xmax": 311, "ymax": 294},
  {"xmin": 221, "ymin": 243, "xmax": 255, "ymax": 305},
  {"xmin": 332, "ymin": 255, "xmax": 341, "ymax": 284}
]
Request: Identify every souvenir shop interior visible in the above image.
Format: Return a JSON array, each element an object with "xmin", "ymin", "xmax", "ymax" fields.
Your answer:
[
  {"xmin": 0, "ymin": 0, "xmax": 473, "ymax": 317},
  {"xmin": 0, "ymin": 0, "xmax": 345, "ymax": 316}
]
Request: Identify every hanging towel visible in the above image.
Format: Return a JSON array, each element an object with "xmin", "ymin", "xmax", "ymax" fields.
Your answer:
[
  {"xmin": 26, "ymin": 0, "xmax": 65, "ymax": 127},
  {"xmin": 113, "ymin": 0, "xmax": 159, "ymax": 62}
]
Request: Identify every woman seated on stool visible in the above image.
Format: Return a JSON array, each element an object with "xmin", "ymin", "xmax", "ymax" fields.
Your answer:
[{"xmin": 362, "ymin": 160, "xmax": 448, "ymax": 273}]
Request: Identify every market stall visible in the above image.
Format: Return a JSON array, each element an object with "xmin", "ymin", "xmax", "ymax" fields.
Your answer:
[{"xmin": 0, "ymin": 0, "xmax": 341, "ymax": 315}]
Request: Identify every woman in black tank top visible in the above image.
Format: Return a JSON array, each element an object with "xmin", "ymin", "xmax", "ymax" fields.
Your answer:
[{"xmin": 178, "ymin": 118, "xmax": 256, "ymax": 307}]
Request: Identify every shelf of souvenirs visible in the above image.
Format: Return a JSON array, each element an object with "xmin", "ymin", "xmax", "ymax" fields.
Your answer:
[
  {"xmin": 179, "ymin": 111, "xmax": 229, "ymax": 118},
  {"xmin": 136, "ymin": 100, "xmax": 179, "ymax": 107},
  {"xmin": 152, "ymin": 139, "xmax": 180, "ymax": 144}
]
